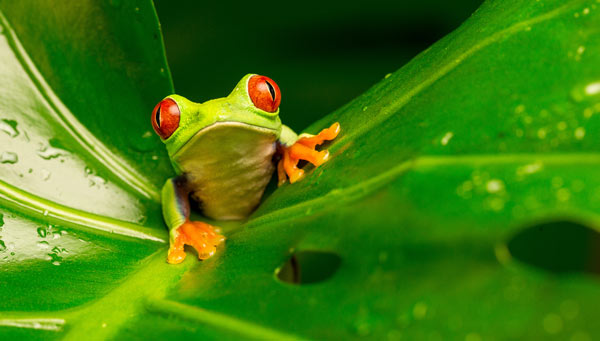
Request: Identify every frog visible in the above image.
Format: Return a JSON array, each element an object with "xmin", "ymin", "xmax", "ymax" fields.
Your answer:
[{"xmin": 151, "ymin": 74, "xmax": 340, "ymax": 264}]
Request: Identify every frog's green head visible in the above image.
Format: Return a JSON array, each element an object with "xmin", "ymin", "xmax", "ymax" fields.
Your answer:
[{"xmin": 151, "ymin": 74, "xmax": 283, "ymax": 157}]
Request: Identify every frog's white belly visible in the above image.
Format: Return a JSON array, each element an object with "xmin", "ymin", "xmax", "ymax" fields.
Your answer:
[{"xmin": 172, "ymin": 122, "xmax": 277, "ymax": 220}]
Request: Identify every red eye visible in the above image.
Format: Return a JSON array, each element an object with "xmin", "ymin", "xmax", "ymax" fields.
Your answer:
[
  {"xmin": 248, "ymin": 75, "xmax": 281, "ymax": 113},
  {"xmin": 151, "ymin": 98, "xmax": 180, "ymax": 139}
]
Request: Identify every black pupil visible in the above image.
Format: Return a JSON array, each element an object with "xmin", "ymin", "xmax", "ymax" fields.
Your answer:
[
  {"xmin": 265, "ymin": 81, "xmax": 276, "ymax": 101},
  {"xmin": 155, "ymin": 106, "xmax": 161, "ymax": 128}
]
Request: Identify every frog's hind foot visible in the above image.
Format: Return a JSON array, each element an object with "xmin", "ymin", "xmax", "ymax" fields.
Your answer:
[
  {"xmin": 278, "ymin": 122, "xmax": 340, "ymax": 185},
  {"xmin": 167, "ymin": 220, "xmax": 225, "ymax": 264}
]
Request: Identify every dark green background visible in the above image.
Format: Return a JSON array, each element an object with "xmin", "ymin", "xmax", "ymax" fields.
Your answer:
[{"xmin": 154, "ymin": 0, "xmax": 484, "ymax": 130}]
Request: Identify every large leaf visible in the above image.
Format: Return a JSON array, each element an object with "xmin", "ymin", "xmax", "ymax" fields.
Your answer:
[{"xmin": 1, "ymin": 0, "xmax": 600, "ymax": 340}]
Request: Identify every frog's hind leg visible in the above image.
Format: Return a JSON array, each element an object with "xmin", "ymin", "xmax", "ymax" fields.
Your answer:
[{"xmin": 161, "ymin": 177, "xmax": 225, "ymax": 264}]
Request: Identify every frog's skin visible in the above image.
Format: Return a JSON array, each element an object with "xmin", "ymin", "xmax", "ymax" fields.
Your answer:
[{"xmin": 151, "ymin": 74, "xmax": 340, "ymax": 264}]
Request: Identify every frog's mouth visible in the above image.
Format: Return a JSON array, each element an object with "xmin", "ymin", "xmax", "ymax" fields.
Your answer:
[{"xmin": 172, "ymin": 121, "xmax": 278, "ymax": 159}]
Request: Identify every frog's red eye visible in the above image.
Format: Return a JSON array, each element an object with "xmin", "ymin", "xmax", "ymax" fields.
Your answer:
[
  {"xmin": 151, "ymin": 98, "xmax": 180, "ymax": 140},
  {"xmin": 248, "ymin": 75, "xmax": 281, "ymax": 113}
]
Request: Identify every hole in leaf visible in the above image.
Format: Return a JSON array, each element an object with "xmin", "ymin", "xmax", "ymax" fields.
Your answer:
[
  {"xmin": 507, "ymin": 220, "xmax": 600, "ymax": 275},
  {"xmin": 276, "ymin": 250, "xmax": 341, "ymax": 284}
]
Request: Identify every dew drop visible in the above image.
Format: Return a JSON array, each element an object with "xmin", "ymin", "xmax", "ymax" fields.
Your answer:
[
  {"xmin": 0, "ymin": 239, "xmax": 5, "ymax": 251},
  {"xmin": 384, "ymin": 73, "xmax": 392, "ymax": 79},
  {"xmin": 515, "ymin": 104, "xmax": 526, "ymax": 114},
  {"xmin": 556, "ymin": 187, "xmax": 571, "ymax": 202},
  {"xmin": 573, "ymin": 81, "xmax": 600, "ymax": 102},
  {"xmin": 584, "ymin": 82, "xmax": 600, "ymax": 96},
  {"xmin": 0, "ymin": 119, "xmax": 18, "ymax": 137},
  {"xmin": 47, "ymin": 252, "xmax": 62, "ymax": 265},
  {"xmin": 37, "ymin": 146, "xmax": 67, "ymax": 160},
  {"xmin": 37, "ymin": 227, "xmax": 47, "ymax": 238},
  {"xmin": 0, "ymin": 213, "xmax": 4, "ymax": 227},
  {"xmin": 516, "ymin": 161, "xmax": 543, "ymax": 176},
  {"xmin": 537, "ymin": 128, "xmax": 547, "ymax": 139},
  {"xmin": 574, "ymin": 127, "xmax": 586, "ymax": 140},
  {"xmin": 0, "ymin": 151, "xmax": 18, "ymax": 164},
  {"xmin": 440, "ymin": 132, "xmax": 454, "ymax": 146},
  {"xmin": 130, "ymin": 130, "xmax": 159, "ymax": 152},
  {"xmin": 486, "ymin": 179, "xmax": 504, "ymax": 193},
  {"xmin": 41, "ymin": 169, "xmax": 51, "ymax": 181},
  {"xmin": 37, "ymin": 241, "xmax": 50, "ymax": 249},
  {"xmin": 88, "ymin": 175, "xmax": 107, "ymax": 187}
]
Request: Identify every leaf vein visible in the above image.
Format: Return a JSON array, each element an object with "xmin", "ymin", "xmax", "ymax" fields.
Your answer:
[{"xmin": 0, "ymin": 10, "xmax": 160, "ymax": 201}]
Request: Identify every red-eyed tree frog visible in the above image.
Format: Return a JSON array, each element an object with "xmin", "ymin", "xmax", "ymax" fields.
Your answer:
[{"xmin": 151, "ymin": 74, "xmax": 340, "ymax": 264}]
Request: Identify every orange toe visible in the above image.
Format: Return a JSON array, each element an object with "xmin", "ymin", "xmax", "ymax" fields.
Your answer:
[
  {"xmin": 277, "ymin": 122, "xmax": 340, "ymax": 185},
  {"xmin": 297, "ymin": 122, "xmax": 341, "ymax": 148},
  {"xmin": 167, "ymin": 220, "xmax": 225, "ymax": 263}
]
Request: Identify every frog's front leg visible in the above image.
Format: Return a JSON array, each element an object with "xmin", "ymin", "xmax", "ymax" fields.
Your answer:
[
  {"xmin": 162, "ymin": 177, "xmax": 225, "ymax": 264},
  {"xmin": 277, "ymin": 122, "xmax": 340, "ymax": 185}
]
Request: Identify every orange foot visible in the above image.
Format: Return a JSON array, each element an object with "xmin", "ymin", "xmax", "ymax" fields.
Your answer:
[
  {"xmin": 278, "ymin": 122, "xmax": 340, "ymax": 185},
  {"xmin": 167, "ymin": 220, "xmax": 225, "ymax": 264}
]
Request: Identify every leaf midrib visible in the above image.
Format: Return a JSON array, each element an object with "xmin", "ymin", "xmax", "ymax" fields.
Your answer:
[{"xmin": 247, "ymin": 152, "xmax": 600, "ymax": 230}]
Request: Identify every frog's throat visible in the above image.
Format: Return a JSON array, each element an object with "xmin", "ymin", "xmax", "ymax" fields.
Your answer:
[{"xmin": 170, "ymin": 121, "xmax": 279, "ymax": 162}]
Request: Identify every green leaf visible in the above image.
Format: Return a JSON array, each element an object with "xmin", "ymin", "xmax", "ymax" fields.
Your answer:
[{"xmin": 1, "ymin": 0, "xmax": 600, "ymax": 340}]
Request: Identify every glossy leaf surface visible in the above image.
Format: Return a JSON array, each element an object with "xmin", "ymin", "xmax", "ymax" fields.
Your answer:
[{"xmin": 1, "ymin": 0, "xmax": 600, "ymax": 340}]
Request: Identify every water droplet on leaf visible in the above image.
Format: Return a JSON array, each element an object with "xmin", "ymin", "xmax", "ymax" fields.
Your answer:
[
  {"xmin": 0, "ymin": 119, "xmax": 18, "ymax": 137},
  {"xmin": 0, "ymin": 151, "xmax": 18, "ymax": 164},
  {"xmin": 37, "ymin": 146, "xmax": 67, "ymax": 160},
  {"xmin": 37, "ymin": 227, "xmax": 47, "ymax": 238},
  {"xmin": 130, "ymin": 130, "xmax": 159, "ymax": 152},
  {"xmin": 41, "ymin": 169, "xmax": 51, "ymax": 181},
  {"xmin": 440, "ymin": 132, "xmax": 454, "ymax": 146}
]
